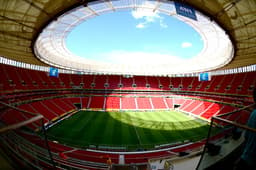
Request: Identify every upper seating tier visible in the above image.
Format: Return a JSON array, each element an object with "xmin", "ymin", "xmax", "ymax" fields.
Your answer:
[{"xmin": 1, "ymin": 64, "xmax": 255, "ymax": 96}]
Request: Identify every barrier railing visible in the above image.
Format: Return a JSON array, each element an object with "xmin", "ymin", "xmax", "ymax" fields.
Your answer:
[{"xmin": 196, "ymin": 104, "xmax": 256, "ymax": 170}]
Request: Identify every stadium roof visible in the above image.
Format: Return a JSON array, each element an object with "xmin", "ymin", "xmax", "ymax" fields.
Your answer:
[
  {"xmin": 34, "ymin": 1, "xmax": 234, "ymax": 75},
  {"xmin": 0, "ymin": 0, "xmax": 255, "ymax": 74}
]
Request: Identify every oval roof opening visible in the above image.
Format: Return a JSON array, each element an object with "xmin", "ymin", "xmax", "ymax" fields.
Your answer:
[
  {"xmin": 66, "ymin": 10, "xmax": 203, "ymax": 66},
  {"xmin": 34, "ymin": 0, "xmax": 234, "ymax": 75}
]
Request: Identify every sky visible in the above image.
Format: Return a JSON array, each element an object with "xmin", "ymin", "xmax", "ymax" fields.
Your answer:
[{"xmin": 66, "ymin": 9, "xmax": 203, "ymax": 65}]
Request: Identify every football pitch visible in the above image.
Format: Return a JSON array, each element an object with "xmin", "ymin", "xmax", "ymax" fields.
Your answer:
[{"xmin": 46, "ymin": 110, "xmax": 211, "ymax": 150}]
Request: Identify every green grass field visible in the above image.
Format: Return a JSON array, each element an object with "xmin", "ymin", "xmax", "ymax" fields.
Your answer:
[{"xmin": 46, "ymin": 110, "xmax": 211, "ymax": 150}]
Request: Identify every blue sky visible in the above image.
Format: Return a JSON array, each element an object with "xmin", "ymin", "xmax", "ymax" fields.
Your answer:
[{"xmin": 66, "ymin": 10, "xmax": 203, "ymax": 65}]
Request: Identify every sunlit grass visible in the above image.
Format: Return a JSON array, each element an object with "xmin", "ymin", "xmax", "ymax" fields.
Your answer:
[{"xmin": 108, "ymin": 111, "xmax": 205, "ymax": 130}]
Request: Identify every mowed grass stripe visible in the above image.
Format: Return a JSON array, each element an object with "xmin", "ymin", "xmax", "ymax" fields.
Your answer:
[
  {"xmin": 68, "ymin": 112, "xmax": 97, "ymax": 145},
  {"xmin": 131, "ymin": 112, "xmax": 161, "ymax": 144},
  {"xmin": 171, "ymin": 112, "xmax": 210, "ymax": 141},
  {"xmin": 101, "ymin": 116, "xmax": 111, "ymax": 143},
  {"xmin": 47, "ymin": 111, "xmax": 96, "ymax": 144},
  {"xmin": 131, "ymin": 112, "xmax": 156, "ymax": 145},
  {"xmin": 119, "ymin": 112, "xmax": 138, "ymax": 145},
  {"xmin": 111, "ymin": 112, "xmax": 122, "ymax": 145},
  {"xmin": 138, "ymin": 111, "xmax": 190, "ymax": 143},
  {"xmin": 167, "ymin": 112, "xmax": 208, "ymax": 141},
  {"xmin": 137, "ymin": 112, "xmax": 168, "ymax": 144},
  {"xmin": 89, "ymin": 112, "xmax": 109, "ymax": 144},
  {"xmin": 169, "ymin": 111, "xmax": 191, "ymax": 122},
  {"xmin": 154, "ymin": 112, "xmax": 185, "ymax": 142},
  {"xmin": 126, "ymin": 112, "xmax": 142, "ymax": 145}
]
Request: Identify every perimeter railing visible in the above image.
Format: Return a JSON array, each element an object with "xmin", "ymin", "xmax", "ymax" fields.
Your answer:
[{"xmin": 196, "ymin": 103, "xmax": 256, "ymax": 170}]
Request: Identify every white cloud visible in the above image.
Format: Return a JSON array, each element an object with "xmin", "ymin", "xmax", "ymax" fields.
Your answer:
[
  {"xmin": 160, "ymin": 20, "xmax": 168, "ymax": 28},
  {"xmin": 100, "ymin": 50, "xmax": 183, "ymax": 65},
  {"xmin": 181, "ymin": 42, "xmax": 192, "ymax": 48},
  {"xmin": 131, "ymin": 9, "xmax": 159, "ymax": 21},
  {"xmin": 136, "ymin": 23, "xmax": 146, "ymax": 29},
  {"xmin": 131, "ymin": 9, "xmax": 168, "ymax": 29}
]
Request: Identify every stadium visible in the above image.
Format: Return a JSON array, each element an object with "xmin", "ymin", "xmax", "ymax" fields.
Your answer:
[{"xmin": 0, "ymin": 0, "xmax": 255, "ymax": 170}]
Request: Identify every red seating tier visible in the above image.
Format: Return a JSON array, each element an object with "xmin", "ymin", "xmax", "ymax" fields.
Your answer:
[
  {"xmin": 1, "ymin": 63, "xmax": 255, "ymax": 96},
  {"xmin": 89, "ymin": 96, "xmax": 105, "ymax": 109},
  {"xmin": 136, "ymin": 97, "xmax": 152, "ymax": 109}
]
